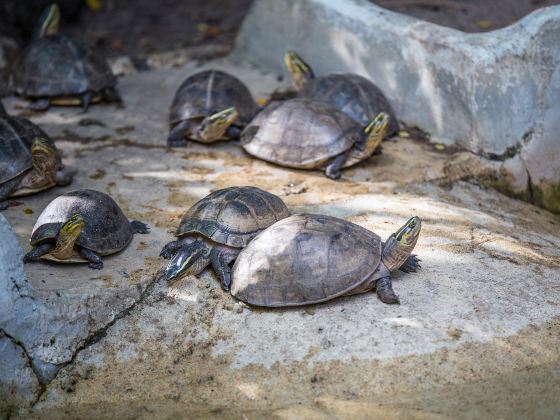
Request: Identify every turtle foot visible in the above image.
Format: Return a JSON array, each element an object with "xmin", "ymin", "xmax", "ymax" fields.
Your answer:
[
  {"xmin": 376, "ymin": 276, "xmax": 400, "ymax": 305},
  {"xmin": 131, "ymin": 220, "xmax": 150, "ymax": 234},
  {"xmin": 400, "ymin": 255, "xmax": 421, "ymax": 273},
  {"xmin": 88, "ymin": 261, "xmax": 103, "ymax": 270}
]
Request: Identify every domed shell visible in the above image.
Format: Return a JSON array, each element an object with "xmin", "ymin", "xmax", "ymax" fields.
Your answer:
[
  {"xmin": 241, "ymin": 98, "xmax": 361, "ymax": 168},
  {"xmin": 30, "ymin": 189, "xmax": 134, "ymax": 255},
  {"xmin": 300, "ymin": 73, "xmax": 399, "ymax": 135},
  {"xmin": 231, "ymin": 213, "xmax": 383, "ymax": 307},
  {"xmin": 170, "ymin": 70, "xmax": 258, "ymax": 126},
  {"xmin": 12, "ymin": 34, "xmax": 116, "ymax": 97},
  {"xmin": 176, "ymin": 186, "xmax": 290, "ymax": 248},
  {"xmin": 0, "ymin": 115, "xmax": 61, "ymax": 185}
]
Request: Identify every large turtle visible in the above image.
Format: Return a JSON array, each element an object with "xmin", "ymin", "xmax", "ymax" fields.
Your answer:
[
  {"xmin": 161, "ymin": 186, "xmax": 290, "ymax": 290},
  {"xmin": 23, "ymin": 189, "xmax": 149, "ymax": 269},
  {"xmin": 167, "ymin": 70, "xmax": 259, "ymax": 146},
  {"xmin": 241, "ymin": 98, "xmax": 389, "ymax": 179},
  {"xmin": 12, "ymin": 4, "xmax": 120, "ymax": 111},
  {"xmin": 285, "ymin": 51, "xmax": 399, "ymax": 136},
  {"xmin": 231, "ymin": 214, "xmax": 421, "ymax": 306},
  {"xmin": 0, "ymin": 114, "xmax": 73, "ymax": 209}
]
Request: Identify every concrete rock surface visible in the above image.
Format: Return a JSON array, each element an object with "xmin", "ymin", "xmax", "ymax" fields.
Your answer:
[
  {"xmin": 234, "ymin": 0, "xmax": 560, "ymax": 213},
  {"xmin": 0, "ymin": 54, "xmax": 559, "ymax": 418}
]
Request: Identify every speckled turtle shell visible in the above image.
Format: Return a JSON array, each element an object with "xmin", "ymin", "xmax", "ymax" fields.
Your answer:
[
  {"xmin": 299, "ymin": 73, "xmax": 399, "ymax": 135},
  {"xmin": 12, "ymin": 34, "xmax": 116, "ymax": 98},
  {"xmin": 0, "ymin": 115, "xmax": 62, "ymax": 186},
  {"xmin": 169, "ymin": 70, "xmax": 258, "ymax": 127},
  {"xmin": 241, "ymin": 98, "xmax": 362, "ymax": 169},
  {"xmin": 30, "ymin": 189, "xmax": 135, "ymax": 256},
  {"xmin": 176, "ymin": 186, "xmax": 290, "ymax": 248},
  {"xmin": 231, "ymin": 213, "xmax": 383, "ymax": 307}
]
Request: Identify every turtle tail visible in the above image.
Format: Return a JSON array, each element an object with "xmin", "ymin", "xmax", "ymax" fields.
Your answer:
[{"xmin": 131, "ymin": 220, "xmax": 150, "ymax": 234}]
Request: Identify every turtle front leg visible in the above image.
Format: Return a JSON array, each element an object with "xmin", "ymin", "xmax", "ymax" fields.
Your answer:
[
  {"xmin": 27, "ymin": 98, "xmax": 50, "ymax": 111},
  {"xmin": 376, "ymin": 276, "xmax": 400, "ymax": 304},
  {"xmin": 210, "ymin": 247, "xmax": 239, "ymax": 291},
  {"xmin": 160, "ymin": 238, "xmax": 190, "ymax": 259},
  {"xmin": 78, "ymin": 247, "xmax": 103, "ymax": 270},
  {"xmin": 226, "ymin": 125, "xmax": 242, "ymax": 140},
  {"xmin": 0, "ymin": 176, "xmax": 22, "ymax": 210},
  {"xmin": 101, "ymin": 87, "xmax": 122, "ymax": 104},
  {"xmin": 167, "ymin": 121, "xmax": 191, "ymax": 147},
  {"xmin": 399, "ymin": 255, "xmax": 421, "ymax": 273},
  {"xmin": 23, "ymin": 243, "xmax": 55, "ymax": 264},
  {"xmin": 81, "ymin": 92, "xmax": 92, "ymax": 112},
  {"xmin": 325, "ymin": 153, "xmax": 347, "ymax": 180}
]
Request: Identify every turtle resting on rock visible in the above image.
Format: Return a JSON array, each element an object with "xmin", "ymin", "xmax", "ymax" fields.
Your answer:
[
  {"xmin": 285, "ymin": 51, "xmax": 399, "ymax": 136},
  {"xmin": 0, "ymin": 115, "xmax": 73, "ymax": 209},
  {"xmin": 12, "ymin": 4, "xmax": 121, "ymax": 111},
  {"xmin": 161, "ymin": 186, "xmax": 290, "ymax": 290},
  {"xmin": 231, "ymin": 214, "xmax": 421, "ymax": 306},
  {"xmin": 241, "ymin": 98, "xmax": 389, "ymax": 179},
  {"xmin": 167, "ymin": 70, "xmax": 259, "ymax": 146},
  {"xmin": 23, "ymin": 189, "xmax": 149, "ymax": 269}
]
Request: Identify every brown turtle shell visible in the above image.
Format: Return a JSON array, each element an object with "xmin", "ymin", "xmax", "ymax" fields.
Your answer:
[
  {"xmin": 30, "ymin": 189, "xmax": 135, "ymax": 256},
  {"xmin": 169, "ymin": 70, "xmax": 258, "ymax": 127},
  {"xmin": 299, "ymin": 73, "xmax": 399, "ymax": 135},
  {"xmin": 231, "ymin": 213, "xmax": 383, "ymax": 307},
  {"xmin": 176, "ymin": 186, "xmax": 290, "ymax": 248},
  {"xmin": 240, "ymin": 98, "xmax": 361, "ymax": 169},
  {"xmin": 12, "ymin": 34, "xmax": 116, "ymax": 98}
]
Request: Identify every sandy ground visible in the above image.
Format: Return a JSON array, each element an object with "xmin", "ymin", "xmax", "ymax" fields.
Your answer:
[{"xmin": 1, "ymin": 52, "xmax": 559, "ymax": 418}]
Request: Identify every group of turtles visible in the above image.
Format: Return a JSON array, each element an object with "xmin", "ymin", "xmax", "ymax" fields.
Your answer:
[{"xmin": 0, "ymin": 4, "xmax": 422, "ymax": 306}]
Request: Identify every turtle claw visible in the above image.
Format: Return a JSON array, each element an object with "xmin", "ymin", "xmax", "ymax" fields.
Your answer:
[
  {"xmin": 399, "ymin": 255, "xmax": 421, "ymax": 273},
  {"xmin": 376, "ymin": 276, "xmax": 400, "ymax": 305},
  {"xmin": 88, "ymin": 261, "xmax": 103, "ymax": 270}
]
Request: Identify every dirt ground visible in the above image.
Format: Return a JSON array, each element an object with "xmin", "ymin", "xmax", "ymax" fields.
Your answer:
[{"xmin": 373, "ymin": 0, "xmax": 560, "ymax": 32}]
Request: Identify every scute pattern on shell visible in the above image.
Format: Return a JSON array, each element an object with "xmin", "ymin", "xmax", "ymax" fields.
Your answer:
[
  {"xmin": 30, "ymin": 189, "xmax": 134, "ymax": 255},
  {"xmin": 13, "ymin": 34, "xmax": 116, "ymax": 97},
  {"xmin": 241, "ymin": 98, "xmax": 361, "ymax": 168},
  {"xmin": 0, "ymin": 116, "xmax": 61, "ymax": 184},
  {"xmin": 299, "ymin": 73, "xmax": 399, "ymax": 134},
  {"xmin": 231, "ymin": 213, "xmax": 383, "ymax": 307},
  {"xmin": 177, "ymin": 186, "xmax": 290, "ymax": 248},
  {"xmin": 169, "ymin": 70, "xmax": 258, "ymax": 126}
]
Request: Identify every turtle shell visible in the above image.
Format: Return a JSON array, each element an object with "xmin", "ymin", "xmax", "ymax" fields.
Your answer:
[
  {"xmin": 231, "ymin": 213, "xmax": 383, "ymax": 307},
  {"xmin": 30, "ymin": 189, "xmax": 134, "ymax": 256},
  {"xmin": 240, "ymin": 98, "xmax": 361, "ymax": 169},
  {"xmin": 176, "ymin": 186, "xmax": 290, "ymax": 248},
  {"xmin": 12, "ymin": 34, "xmax": 116, "ymax": 97},
  {"xmin": 0, "ymin": 115, "xmax": 61, "ymax": 185},
  {"xmin": 299, "ymin": 74, "xmax": 399, "ymax": 135},
  {"xmin": 169, "ymin": 70, "xmax": 258, "ymax": 126}
]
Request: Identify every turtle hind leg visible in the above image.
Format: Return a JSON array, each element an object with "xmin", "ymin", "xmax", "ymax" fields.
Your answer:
[
  {"xmin": 130, "ymin": 220, "xmax": 150, "ymax": 234},
  {"xmin": 210, "ymin": 247, "xmax": 239, "ymax": 291},
  {"xmin": 23, "ymin": 243, "xmax": 54, "ymax": 263},
  {"xmin": 376, "ymin": 276, "xmax": 400, "ymax": 304},
  {"xmin": 27, "ymin": 98, "xmax": 50, "ymax": 111},
  {"xmin": 79, "ymin": 247, "xmax": 103, "ymax": 270},
  {"xmin": 325, "ymin": 153, "xmax": 347, "ymax": 180},
  {"xmin": 399, "ymin": 255, "xmax": 421, "ymax": 273}
]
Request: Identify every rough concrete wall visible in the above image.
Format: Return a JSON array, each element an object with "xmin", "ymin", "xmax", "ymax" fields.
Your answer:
[{"xmin": 233, "ymin": 0, "xmax": 560, "ymax": 212}]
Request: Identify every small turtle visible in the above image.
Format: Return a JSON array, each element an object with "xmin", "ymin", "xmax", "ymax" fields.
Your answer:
[
  {"xmin": 167, "ymin": 70, "xmax": 259, "ymax": 146},
  {"xmin": 241, "ymin": 98, "xmax": 389, "ymax": 179},
  {"xmin": 0, "ymin": 115, "xmax": 73, "ymax": 209},
  {"xmin": 23, "ymin": 189, "xmax": 149, "ymax": 269},
  {"xmin": 161, "ymin": 186, "xmax": 290, "ymax": 290},
  {"xmin": 285, "ymin": 51, "xmax": 399, "ymax": 136},
  {"xmin": 231, "ymin": 214, "xmax": 421, "ymax": 306},
  {"xmin": 12, "ymin": 4, "xmax": 121, "ymax": 111}
]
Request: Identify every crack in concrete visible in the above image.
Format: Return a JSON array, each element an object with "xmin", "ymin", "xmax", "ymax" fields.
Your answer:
[{"xmin": 29, "ymin": 272, "xmax": 164, "ymax": 408}]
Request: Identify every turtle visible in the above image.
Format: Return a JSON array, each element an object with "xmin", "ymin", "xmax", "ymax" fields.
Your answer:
[
  {"xmin": 161, "ymin": 186, "xmax": 290, "ymax": 290},
  {"xmin": 167, "ymin": 70, "xmax": 259, "ymax": 146},
  {"xmin": 231, "ymin": 213, "xmax": 422, "ymax": 307},
  {"xmin": 284, "ymin": 51, "xmax": 399, "ymax": 136},
  {"xmin": 0, "ymin": 114, "xmax": 73, "ymax": 209},
  {"xmin": 11, "ymin": 4, "xmax": 121, "ymax": 112},
  {"xmin": 240, "ymin": 98, "xmax": 390, "ymax": 180},
  {"xmin": 0, "ymin": 102, "xmax": 6, "ymax": 116},
  {"xmin": 23, "ymin": 189, "xmax": 150, "ymax": 269}
]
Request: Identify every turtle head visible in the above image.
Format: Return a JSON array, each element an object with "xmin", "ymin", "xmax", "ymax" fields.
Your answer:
[
  {"xmin": 57, "ymin": 213, "xmax": 85, "ymax": 248},
  {"xmin": 35, "ymin": 3, "xmax": 61, "ymax": 39},
  {"xmin": 361, "ymin": 112, "xmax": 390, "ymax": 157},
  {"xmin": 382, "ymin": 216, "xmax": 421, "ymax": 271},
  {"xmin": 284, "ymin": 51, "xmax": 315, "ymax": 90},
  {"xmin": 30, "ymin": 137, "xmax": 54, "ymax": 158},
  {"xmin": 197, "ymin": 108, "xmax": 238, "ymax": 143},
  {"xmin": 164, "ymin": 239, "xmax": 211, "ymax": 283}
]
